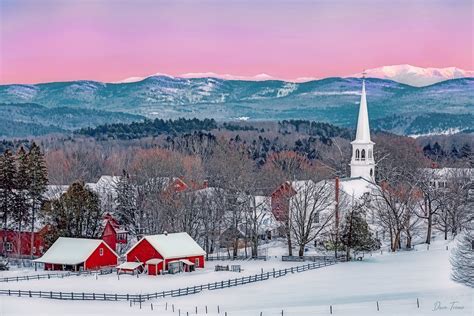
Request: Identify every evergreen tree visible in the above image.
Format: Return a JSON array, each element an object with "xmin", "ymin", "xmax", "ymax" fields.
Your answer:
[
  {"xmin": 0, "ymin": 150, "xmax": 16, "ymax": 236},
  {"xmin": 115, "ymin": 170, "xmax": 137, "ymax": 231},
  {"xmin": 340, "ymin": 206, "xmax": 380, "ymax": 261},
  {"xmin": 26, "ymin": 142, "xmax": 48, "ymax": 257},
  {"xmin": 451, "ymin": 220, "xmax": 474, "ymax": 287},
  {"xmin": 41, "ymin": 181, "xmax": 101, "ymax": 241},
  {"xmin": 13, "ymin": 147, "xmax": 30, "ymax": 257}
]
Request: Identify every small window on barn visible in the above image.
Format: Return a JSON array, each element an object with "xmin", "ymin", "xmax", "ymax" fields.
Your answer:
[
  {"xmin": 32, "ymin": 246, "xmax": 37, "ymax": 254},
  {"xmin": 195, "ymin": 258, "xmax": 200, "ymax": 267},
  {"xmin": 99, "ymin": 248, "xmax": 104, "ymax": 256},
  {"xmin": 5, "ymin": 242, "xmax": 12, "ymax": 252}
]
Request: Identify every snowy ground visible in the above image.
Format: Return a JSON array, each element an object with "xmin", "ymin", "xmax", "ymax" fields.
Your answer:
[{"xmin": 1, "ymin": 240, "xmax": 472, "ymax": 316}]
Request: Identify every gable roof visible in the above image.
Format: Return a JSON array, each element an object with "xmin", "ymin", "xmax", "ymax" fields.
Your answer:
[
  {"xmin": 34, "ymin": 237, "xmax": 118, "ymax": 265},
  {"xmin": 339, "ymin": 176, "xmax": 377, "ymax": 199},
  {"xmin": 126, "ymin": 232, "xmax": 205, "ymax": 260}
]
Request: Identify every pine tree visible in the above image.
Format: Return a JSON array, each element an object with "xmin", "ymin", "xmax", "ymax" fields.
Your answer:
[
  {"xmin": 26, "ymin": 142, "xmax": 48, "ymax": 258},
  {"xmin": 115, "ymin": 170, "xmax": 137, "ymax": 231},
  {"xmin": 0, "ymin": 150, "xmax": 16, "ymax": 232},
  {"xmin": 340, "ymin": 206, "xmax": 380, "ymax": 261},
  {"xmin": 451, "ymin": 220, "xmax": 474, "ymax": 287},
  {"xmin": 13, "ymin": 147, "xmax": 30, "ymax": 257},
  {"xmin": 42, "ymin": 181, "xmax": 101, "ymax": 240}
]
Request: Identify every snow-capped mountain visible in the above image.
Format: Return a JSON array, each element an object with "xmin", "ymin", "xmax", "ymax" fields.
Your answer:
[
  {"xmin": 116, "ymin": 72, "xmax": 279, "ymax": 84},
  {"xmin": 115, "ymin": 65, "xmax": 473, "ymax": 87},
  {"xmin": 352, "ymin": 64, "xmax": 474, "ymax": 87}
]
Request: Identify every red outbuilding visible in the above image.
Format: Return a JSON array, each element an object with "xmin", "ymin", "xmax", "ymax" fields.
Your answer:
[
  {"xmin": 101, "ymin": 213, "xmax": 128, "ymax": 252},
  {"xmin": 125, "ymin": 232, "xmax": 206, "ymax": 276},
  {"xmin": 33, "ymin": 237, "xmax": 118, "ymax": 271},
  {"xmin": 0, "ymin": 225, "xmax": 51, "ymax": 258}
]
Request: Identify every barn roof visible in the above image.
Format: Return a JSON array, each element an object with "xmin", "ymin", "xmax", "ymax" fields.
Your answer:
[
  {"xmin": 127, "ymin": 232, "xmax": 205, "ymax": 260},
  {"xmin": 34, "ymin": 237, "xmax": 118, "ymax": 265}
]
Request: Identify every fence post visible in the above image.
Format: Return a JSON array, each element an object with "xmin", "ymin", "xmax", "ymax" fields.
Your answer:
[
  {"xmin": 330, "ymin": 305, "xmax": 332, "ymax": 314},
  {"xmin": 151, "ymin": 303, "xmax": 153, "ymax": 311},
  {"xmin": 417, "ymin": 298, "xmax": 420, "ymax": 308},
  {"xmin": 281, "ymin": 310, "xmax": 283, "ymax": 316},
  {"xmin": 173, "ymin": 304, "xmax": 175, "ymax": 312},
  {"xmin": 218, "ymin": 305, "xmax": 220, "ymax": 313},
  {"xmin": 206, "ymin": 305, "xmax": 208, "ymax": 314},
  {"xmin": 166, "ymin": 302, "xmax": 168, "ymax": 310},
  {"xmin": 377, "ymin": 301, "xmax": 379, "ymax": 311}
]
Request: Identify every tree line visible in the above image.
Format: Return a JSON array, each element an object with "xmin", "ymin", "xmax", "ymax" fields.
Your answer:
[{"xmin": 0, "ymin": 143, "xmax": 48, "ymax": 257}]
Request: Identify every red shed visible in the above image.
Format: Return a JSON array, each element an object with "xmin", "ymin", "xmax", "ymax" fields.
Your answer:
[
  {"xmin": 101, "ymin": 214, "xmax": 128, "ymax": 252},
  {"xmin": 33, "ymin": 237, "xmax": 118, "ymax": 271},
  {"xmin": 126, "ymin": 232, "xmax": 205, "ymax": 276}
]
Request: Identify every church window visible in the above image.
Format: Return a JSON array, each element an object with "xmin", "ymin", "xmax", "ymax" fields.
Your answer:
[
  {"xmin": 355, "ymin": 149, "xmax": 360, "ymax": 160},
  {"xmin": 361, "ymin": 149, "xmax": 366, "ymax": 160},
  {"xmin": 370, "ymin": 169, "xmax": 373, "ymax": 177},
  {"xmin": 368, "ymin": 149, "xmax": 373, "ymax": 159}
]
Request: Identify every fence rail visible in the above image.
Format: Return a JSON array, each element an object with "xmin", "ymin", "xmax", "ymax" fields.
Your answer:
[
  {"xmin": 206, "ymin": 255, "xmax": 267, "ymax": 261},
  {"xmin": 282, "ymin": 255, "xmax": 346, "ymax": 262},
  {"xmin": 0, "ymin": 268, "xmax": 115, "ymax": 283},
  {"xmin": 0, "ymin": 258, "xmax": 337, "ymax": 302}
]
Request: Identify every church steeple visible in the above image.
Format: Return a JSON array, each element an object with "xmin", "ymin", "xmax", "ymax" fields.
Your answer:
[
  {"xmin": 354, "ymin": 80, "xmax": 371, "ymax": 143},
  {"xmin": 350, "ymin": 75, "xmax": 375, "ymax": 181}
]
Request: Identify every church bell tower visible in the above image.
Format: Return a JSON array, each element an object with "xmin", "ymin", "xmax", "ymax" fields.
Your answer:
[{"xmin": 350, "ymin": 75, "xmax": 375, "ymax": 181}]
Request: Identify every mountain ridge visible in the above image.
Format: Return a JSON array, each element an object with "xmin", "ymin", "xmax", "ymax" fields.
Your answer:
[{"xmin": 0, "ymin": 77, "xmax": 472, "ymax": 137}]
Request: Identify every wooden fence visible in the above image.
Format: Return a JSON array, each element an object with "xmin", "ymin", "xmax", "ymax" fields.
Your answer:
[
  {"xmin": 282, "ymin": 255, "xmax": 346, "ymax": 262},
  {"xmin": 0, "ymin": 268, "xmax": 115, "ymax": 283},
  {"xmin": 0, "ymin": 259, "xmax": 337, "ymax": 302},
  {"xmin": 206, "ymin": 254, "xmax": 267, "ymax": 261}
]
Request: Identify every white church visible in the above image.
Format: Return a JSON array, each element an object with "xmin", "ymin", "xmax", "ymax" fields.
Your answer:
[{"xmin": 270, "ymin": 78, "xmax": 378, "ymax": 228}]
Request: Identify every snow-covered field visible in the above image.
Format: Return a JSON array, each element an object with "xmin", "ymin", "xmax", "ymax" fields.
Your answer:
[{"xmin": 1, "ymin": 240, "xmax": 472, "ymax": 316}]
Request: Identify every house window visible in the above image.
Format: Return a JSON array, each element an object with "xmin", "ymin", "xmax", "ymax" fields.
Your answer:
[
  {"xmin": 313, "ymin": 212, "xmax": 320, "ymax": 224},
  {"xmin": 99, "ymin": 248, "xmax": 104, "ymax": 256},
  {"xmin": 5, "ymin": 242, "xmax": 12, "ymax": 252}
]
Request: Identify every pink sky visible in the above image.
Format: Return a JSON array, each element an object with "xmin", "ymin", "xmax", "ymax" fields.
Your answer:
[{"xmin": 0, "ymin": 0, "xmax": 472, "ymax": 84}]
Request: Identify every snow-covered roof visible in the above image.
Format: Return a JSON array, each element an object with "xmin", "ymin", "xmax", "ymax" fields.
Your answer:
[
  {"xmin": 419, "ymin": 168, "xmax": 474, "ymax": 180},
  {"xmin": 44, "ymin": 185, "xmax": 69, "ymax": 200},
  {"xmin": 34, "ymin": 237, "xmax": 117, "ymax": 265},
  {"xmin": 126, "ymin": 232, "xmax": 205, "ymax": 260},
  {"xmin": 145, "ymin": 258, "xmax": 163, "ymax": 265},
  {"xmin": 339, "ymin": 177, "xmax": 377, "ymax": 199},
  {"xmin": 117, "ymin": 261, "xmax": 143, "ymax": 270}
]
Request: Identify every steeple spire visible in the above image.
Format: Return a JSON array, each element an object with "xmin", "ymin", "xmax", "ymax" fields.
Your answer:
[
  {"xmin": 354, "ymin": 73, "xmax": 371, "ymax": 143},
  {"xmin": 350, "ymin": 74, "xmax": 375, "ymax": 181}
]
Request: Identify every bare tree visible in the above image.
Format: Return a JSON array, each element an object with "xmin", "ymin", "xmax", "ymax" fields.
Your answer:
[{"xmin": 289, "ymin": 180, "xmax": 334, "ymax": 256}]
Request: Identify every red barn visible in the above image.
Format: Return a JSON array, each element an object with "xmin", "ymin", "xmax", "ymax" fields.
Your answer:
[
  {"xmin": 34, "ymin": 237, "xmax": 118, "ymax": 271},
  {"xmin": 101, "ymin": 213, "xmax": 128, "ymax": 252},
  {"xmin": 0, "ymin": 226, "xmax": 51, "ymax": 258},
  {"xmin": 126, "ymin": 232, "xmax": 205, "ymax": 276},
  {"xmin": 271, "ymin": 181, "xmax": 297, "ymax": 221}
]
